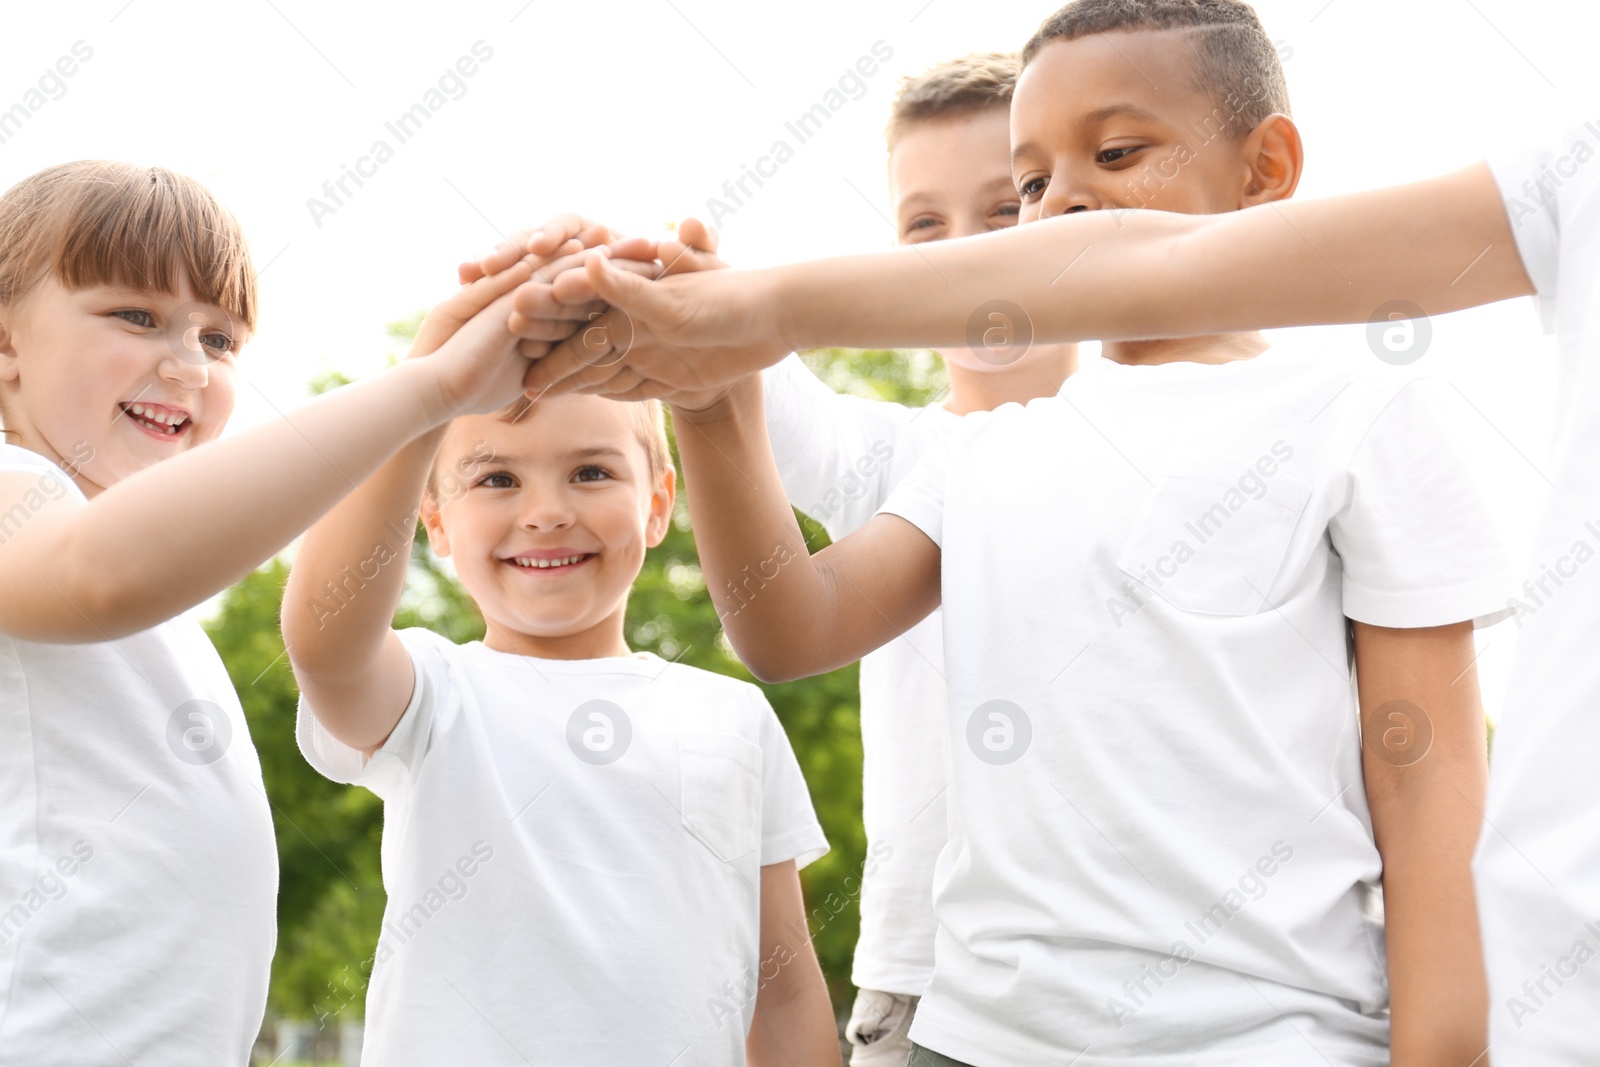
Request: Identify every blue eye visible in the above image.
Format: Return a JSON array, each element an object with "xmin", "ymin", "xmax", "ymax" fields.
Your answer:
[
  {"xmin": 200, "ymin": 330, "xmax": 234, "ymax": 354},
  {"xmin": 574, "ymin": 465, "xmax": 613, "ymax": 483},
  {"xmin": 114, "ymin": 309, "xmax": 154, "ymax": 327}
]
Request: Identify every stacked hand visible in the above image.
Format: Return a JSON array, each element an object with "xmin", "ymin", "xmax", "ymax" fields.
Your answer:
[{"xmin": 457, "ymin": 214, "xmax": 793, "ymax": 412}]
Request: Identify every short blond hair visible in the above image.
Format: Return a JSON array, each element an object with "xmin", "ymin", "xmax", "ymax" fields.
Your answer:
[
  {"xmin": 0, "ymin": 160, "xmax": 256, "ymax": 330},
  {"xmin": 885, "ymin": 52, "xmax": 1021, "ymax": 153}
]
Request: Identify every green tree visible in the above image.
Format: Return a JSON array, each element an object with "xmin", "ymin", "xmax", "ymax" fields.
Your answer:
[{"xmin": 205, "ymin": 336, "xmax": 945, "ymax": 1025}]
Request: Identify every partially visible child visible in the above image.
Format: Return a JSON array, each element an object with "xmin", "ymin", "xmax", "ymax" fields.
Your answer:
[
  {"xmin": 0, "ymin": 160, "xmax": 543, "ymax": 1061},
  {"xmin": 521, "ymin": 2, "xmax": 1515, "ymax": 1063},
  {"xmin": 473, "ymin": 54, "xmax": 1081, "ymax": 1066},
  {"xmin": 282, "ymin": 364, "xmax": 838, "ymax": 1063},
  {"xmin": 758, "ymin": 54, "xmax": 1076, "ymax": 1066}
]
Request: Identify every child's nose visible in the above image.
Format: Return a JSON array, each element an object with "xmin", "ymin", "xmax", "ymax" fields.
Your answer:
[
  {"xmin": 518, "ymin": 492, "xmax": 576, "ymax": 530},
  {"xmin": 157, "ymin": 349, "xmax": 210, "ymax": 390},
  {"xmin": 1041, "ymin": 180, "xmax": 1102, "ymax": 218}
]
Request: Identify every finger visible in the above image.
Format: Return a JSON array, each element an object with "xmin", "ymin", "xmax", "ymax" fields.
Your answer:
[
  {"xmin": 437, "ymin": 259, "xmax": 534, "ymax": 324},
  {"xmin": 526, "ymin": 214, "xmax": 612, "ymax": 258},
  {"xmin": 657, "ymin": 240, "xmax": 726, "ymax": 277},
  {"xmin": 521, "ymin": 310, "xmax": 636, "ymax": 397},
  {"xmin": 510, "ymin": 281, "xmax": 606, "ymax": 327},
  {"xmin": 550, "ymin": 255, "xmax": 661, "ymax": 305},
  {"xmin": 581, "ymin": 251, "xmax": 677, "ymax": 324},
  {"xmin": 577, "ymin": 367, "xmax": 642, "ymax": 395},
  {"xmin": 606, "ymin": 236, "xmax": 660, "ymax": 263},
  {"xmin": 677, "ymin": 217, "xmax": 719, "ymax": 255},
  {"xmin": 411, "ymin": 259, "xmax": 534, "ymax": 358},
  {"xmin": 612, "ymin": 380, "xmax": 672, "ymax": 404},
  {"xmin": 506, "ymin": 310, "xmax": 587, "ymax": 342},
  {"xmin": 468, "ymin": 228, "xmax": 537, "ymax": 280},
  {"xmin": 523, "ymin": 237, "xmax": 587, "ymax": 283},
  {"xmin": 524, "ymin": 245, "xmax": 596, "ymax": 286},
  {"xmin": 517, "ymin": 337, "xmax": 552, "ymax": 361}
]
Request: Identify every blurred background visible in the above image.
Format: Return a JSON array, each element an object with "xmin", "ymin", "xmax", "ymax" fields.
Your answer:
[{"xmin": 2, "ymin": 0, "xmax": 1589, "ymax": 1059}]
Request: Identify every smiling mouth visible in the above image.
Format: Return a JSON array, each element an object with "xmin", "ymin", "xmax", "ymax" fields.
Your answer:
[
  {"xmin": 119, "ymin": 403, "xmax": 190, "ymax": 437},
  {"xmin": 506, "ymin": 553, "xmax": 595, "ymax": 571}
]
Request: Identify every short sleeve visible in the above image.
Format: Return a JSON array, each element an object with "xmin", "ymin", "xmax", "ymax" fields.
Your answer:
[
  {"xmin": 295, "ymin": 627, "xmax": 454, "ymax": 798},
  {"xmin": 0, "ymin": 443, "xmax": 84, "ymax": 500},
  {"xmin": 752, "ymin": 689, "xmax": 828, "ymax": 870},
  {"xmin": 875, "ymin": 418, "xmax": 961, "ymax": 548},
  {"xmin": 762, "ymin": 354, "xmax": 921, "ymax": 539},
  {"xmin": 1488, "ymin": 124, "xmax": 1596, "ymax": 332},
  {"xmin": 1330, "ymin": 378, "xmax": 1515, "ymax": 629}
]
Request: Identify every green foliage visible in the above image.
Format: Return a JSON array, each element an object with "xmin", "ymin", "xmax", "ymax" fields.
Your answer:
[{"xmin": 204, "ymin": 342, "xmax": 944, "ymax": 1023}]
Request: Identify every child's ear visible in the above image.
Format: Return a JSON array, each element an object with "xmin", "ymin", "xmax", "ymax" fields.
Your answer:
[
  {"xmin": 1240, "ymin": 114, "xmax": 1304, "ymax": 208},
  {"xmin": 0, "ymin": 311, "xmax": 19, "ymax": 383},
  {"xmin": 645, "ymin": 466, "xmax": 677, "ymax": 548},
  {"xmin": 419, "ymin": 492, "xmax": 452, "ymax": 558}
]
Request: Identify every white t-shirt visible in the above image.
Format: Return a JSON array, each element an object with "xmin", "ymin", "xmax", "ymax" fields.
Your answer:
[
  {"xmin": 0, "ymin": 443, "xmax": 278, "ymax": 1065},
  {"xmin": 298, "ymin": 627, "xmax": 828, "ymax": 1067},
  {"xmin": 763, "ymin": 354, "xmax": 959, "ymax": 995},
  {"xmin": 1477, "ymin": 123, "xmax": 1600, "ymax": 1060},
  {"xmin": 877, "ymin": 344, "xmax": 1513, "ymax": 1066}
]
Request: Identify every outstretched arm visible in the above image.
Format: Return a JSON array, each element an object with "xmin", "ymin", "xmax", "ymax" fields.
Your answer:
[
  {"xmin": 0, "ymin": 264, "xmax": 537, "ymax": 643},
  {"xmin": 282, "ymin": 270, "xmax": 529, "ymax": 754},
  {"xmin": 672, "ymin": 376, "xmax": 939, "ymax": 682},
  {"xmin": 521, "ymin": 163, "xmax": 1532, "ymax": 398}
]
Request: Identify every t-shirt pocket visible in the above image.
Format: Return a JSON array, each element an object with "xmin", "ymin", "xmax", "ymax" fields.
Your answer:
[
  {"xmin": 1116, "ymin": 462, "xmax": 1313, "ymax": 616},
  {"xmin": 678, "ymin": 732, "xmax": 763, "ymax": 866}
]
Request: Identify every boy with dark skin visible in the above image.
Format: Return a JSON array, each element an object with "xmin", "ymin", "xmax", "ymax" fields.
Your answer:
[{"xmin": 488, "ymin": 3, "xmax": 1508, "ymax": 1064}]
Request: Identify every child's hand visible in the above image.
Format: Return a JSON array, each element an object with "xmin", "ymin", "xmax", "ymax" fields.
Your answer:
[
  {"xmin": 521, "ymin": 216, "xmax": 787, "ymax": 409},
  {"xmin": 559, "ymin": 219, "xmax": 744, "ymax": 413},
  {"xmin": 411, "ymin": 258, "xmax": 539, "ymax": 361},
  {"xmin": 506, "ymin": 241, "xmax": 663, "ymax": 358},
  {"xmin": 456, "ymin": 213, "xmax": 615, "ymax": 285},
  {"xmin": 418, "ymin": 264, "xmax": 540, "ymax": 418}
]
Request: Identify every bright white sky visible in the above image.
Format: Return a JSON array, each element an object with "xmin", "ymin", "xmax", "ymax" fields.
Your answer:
[{"xmin": 3, "ymin": 0, "xmax": 1592, "ymax": 719}]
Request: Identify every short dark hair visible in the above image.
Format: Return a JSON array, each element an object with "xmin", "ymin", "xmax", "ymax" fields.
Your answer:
[
  {"xmin": 1022, "ymin": 0, "xmax": 1290, "ymax": 136},
  {"xmin": 885, "ymin": 52, "xmax": 1021, "ymax": 152}
]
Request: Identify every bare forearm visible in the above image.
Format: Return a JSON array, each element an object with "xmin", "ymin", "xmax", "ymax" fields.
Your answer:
[
  {"xmin": 1355, "ymin": 621, "xmax": 1491, "ymax": 1066},
  {"xmin": 1372, "ymin": 770, "xmax": 1490, "ymax": 1067},
  {"xmin": 749, "ymin": 862, "xmax": 842, "ymax": 1067},
  {"xmin": 281, "ymin": 427, "xmax": 441, "ymax": 674},
  {"xmin": 746, "ymin": 958, "xmax": 841, "ymax": 1067},
  {"xmin": 672, "ymin": 379, "xmax": 839, "ymax": 680},
  {"xmin": 775, "ymin": 164, "xmax": 1529, "ymax": 351},
  {"xmin": 38, "ymin": 360, "xmax": 450, "ymax": 639}
]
